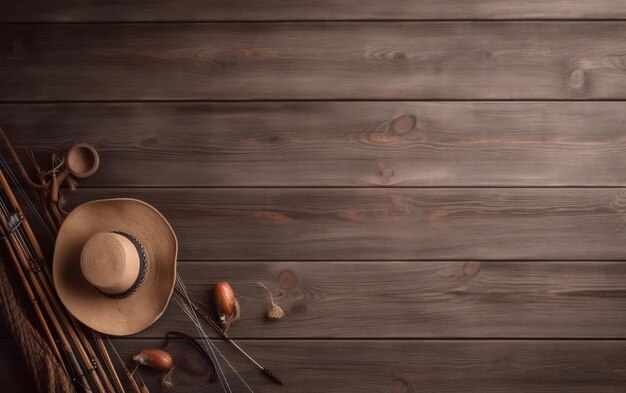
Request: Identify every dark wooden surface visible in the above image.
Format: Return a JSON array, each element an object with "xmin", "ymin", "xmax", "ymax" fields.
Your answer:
[
  {"xmin": 3, "ymin": 23, "xmax": 626, "ymax": 100},
  {"xmin": 4, "ymin": 1, "xmax": 626, "ymax": 21},
  {"xmin": 5, "ymin": 337, "xmax": 626, "ymax": 392},
  {"xmin": 62, "ymin": 188, "xmax": 626, "ymax": 261},
  {"xmin": 4, "ymin": 102, "xmax": 626, "ymax": 187},
  {"xmin": 2, "ymin": 2, "xmax": 626, "ymax": 393}
]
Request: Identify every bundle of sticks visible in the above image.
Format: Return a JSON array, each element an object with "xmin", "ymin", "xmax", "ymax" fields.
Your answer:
[{"xmin": 0, "ymin": 129, "xmax": 134, "ymax": 393}]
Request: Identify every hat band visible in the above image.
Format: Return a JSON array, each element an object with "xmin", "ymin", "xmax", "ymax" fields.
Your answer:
[{"xmin": 100, "ymin": 231, "xmax": 149, "ymax": 299}]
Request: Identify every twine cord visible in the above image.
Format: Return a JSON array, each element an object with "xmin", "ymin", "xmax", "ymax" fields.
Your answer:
[
  {"xmin": 42, "ymin": 154, "xmax": 65, "ymax": 178},
  {"xmin": 0, "ymin": 259, "xmax": 74, "ymax": 393}
]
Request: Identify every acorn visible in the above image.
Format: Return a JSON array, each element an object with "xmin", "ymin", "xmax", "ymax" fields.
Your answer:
[
  {"xmin": 214, "ymin": 281, "xmax": 240, "ymax": 331},
  {"xmin": 132, "ymin": 349, "xmax": 173, "ymax": 372}
]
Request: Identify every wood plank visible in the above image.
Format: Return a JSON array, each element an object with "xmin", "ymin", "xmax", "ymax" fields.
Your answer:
[
  {"xmin": 63, "ymin": 188, "xmax": 626, "ymax": 261},
  {"xmin": 3, "ymin": 261, "xmax": 625, "ymax": 339},
  {"xmin": 4, "ymin": 338, "xmax": 626, "ymax": 392},
  {"xmin": 119, "ymin": 339, "xmax": 626, "ymax": 392},
  {"xmin": 3, "ymin": 23, "xmax": 626, "ymax": 100},
  {"xmin": 4, "ymin": 101, "xmax": 626, "ymax": 187},
  {"xmin": 135, "ymin": 261, "xmax": 626, "ymax": 339},
  {"xmin": 4, "ymin": 261, "xmax": 626, "ymax": 340},
  {"xmin": 3, "ymin": 0, "xmax": 626, "ymax": 22}
]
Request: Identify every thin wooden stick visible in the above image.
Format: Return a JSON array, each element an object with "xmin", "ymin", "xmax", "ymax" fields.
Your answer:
[
  {"xmin": 94, "ymin": 333, "xmax": 125, "ymax": 393},
  {"xmin": 0, "ymin": 128, "xmax": 127, "ymax": 393},
  {"xmin": 74, "ymin": 320, "xmax": 116, "ymax": 393},
  {"xmin": 0, "ymin": 129, "xmax": 45, "ymax": 190},
  {"xmin": 0, "ymin": 129, "xmax": 132, "ymax": 393},
  {"xmin": 0, "ymin": 235, "xmax": 64, "ymax": 368},
  {"xmin": 106, "ymin": 336, "xmax": 144, "ymax": 393},
  {"xmin": 0, "ymin": 209, "xmax": 92, "ymax": 391},
  {"xmin": 0, "ymin": 133, "xmax": 115, "ymax": 393},
  {"xmin": 0, "ymin": 154, "xmax": 110, "ymax": 393},
  {"xmin": 0, "ymin": 168, "xmax": 107, "ymax": 392}
]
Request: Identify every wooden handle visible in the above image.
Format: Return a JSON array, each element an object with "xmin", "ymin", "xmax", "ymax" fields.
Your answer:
[{"xmin": 50, "ymin": 168, "xmax": 69, "ymax": 203}]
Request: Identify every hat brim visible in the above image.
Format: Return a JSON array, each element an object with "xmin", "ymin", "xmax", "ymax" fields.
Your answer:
[{"xmin": 53, "ymin": 198, "xmax": 177, "ymax": 336}]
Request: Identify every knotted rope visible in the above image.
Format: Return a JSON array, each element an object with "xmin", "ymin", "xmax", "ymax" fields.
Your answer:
[{"xmin": 0, "ymin": 259, "xmax": 74, "ymax": 393}]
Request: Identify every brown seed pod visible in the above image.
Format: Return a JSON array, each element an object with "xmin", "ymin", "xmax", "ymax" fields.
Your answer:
[
  {"xmin": 214, "ymin": 281, "xmax": 240, "ymax": 331},
  {"xmin": 132, "ymin": 349, "xmax": 174, "ymax": 372}
]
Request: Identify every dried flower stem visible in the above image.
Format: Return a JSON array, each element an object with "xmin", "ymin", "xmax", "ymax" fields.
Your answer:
[
  {"xmin": 258, "ymin": 282, "xmax": 285, "ymax": 320},
  {"xmin": 258, "ymin": 282, "xmax": 275, "ymax": 304}
]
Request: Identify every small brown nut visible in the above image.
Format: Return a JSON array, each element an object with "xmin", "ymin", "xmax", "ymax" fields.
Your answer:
[
  {"xmin": 214, "ymin": 281, "xmax": 240, "ymax": 330},
  {"xmin": 132, "ymin": 349, "xmax": 173, "ymax": 372}
]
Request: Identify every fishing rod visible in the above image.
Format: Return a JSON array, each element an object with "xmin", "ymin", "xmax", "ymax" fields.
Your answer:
[
  {"xmin": 105, "ymin": 336, "xmax": 146, "ymax": 393},
  {"xmin": 2, "ymin": 127, "xmax": 130, "ymax": 393},
  {"xmin": 11, "ymin": 164, "xmax": 125, "ymax": 393},
  {"xmin": 173, "ymin": 285, "xmax": 285, "ymax": 385},
  {"xmin": 93, "ymin": 331, "xmax": 125, "ymax": 393},
  {"xmin": 0, "ymin": 180, "xmax": 94, "ymax": 391},
  {"xmin": 0, "ymin": 130, "xmax": 59, "ymax": 234},
  {"xmin": 0, "ymin": 228, "xmax": 63, "ymax": 365},
  {"xmin": 0, "ymin": 130, "xmax": 124, "ymax": 393},
  {"xmin": 174, "ymin": 278, "xmax": 233, "ymax": 393}
]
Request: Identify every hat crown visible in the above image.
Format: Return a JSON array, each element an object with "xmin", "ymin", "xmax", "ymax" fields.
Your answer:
[{"xmin": 80, "ymin": 232, "xmax": 140, "ymax": 295}]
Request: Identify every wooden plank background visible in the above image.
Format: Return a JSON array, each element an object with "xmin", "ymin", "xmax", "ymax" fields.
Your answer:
[
  {"xmin": 2, "ymin": 1, "xmax": 626, "ymax": 392},
  {"xmin": 3, "ymin": 22, "xmax": 626, "ymax": 100},
  {"xmin": 4, "ymin": 102, "xmax": 626, "ymax": 187},
  {"xmin": 3, "ymin": 0, "xmax": 626, "ymax": 21}
]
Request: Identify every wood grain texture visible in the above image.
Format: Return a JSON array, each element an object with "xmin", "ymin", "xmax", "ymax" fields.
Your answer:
[
  {"xmin": 4, "ymin": 338, "xmax": 626, "ymax": 393},
  {"xmin": 2, "ymin": 1, "xmax": 626, "ymax": 390},
  {"xmin": 3, "ymin": 0, "xmax": 626, "ymax": 21},
  {"xmin": 112, "ymin": 339, "xmax": 626, "ymax": 393},
  {"xmin": 137, "ymin": 261, "xmax": 626, "ymax": 339},
  {"xmin": 4, "ymin": 101, "xmax": 626, "ymax": 187},
  {"xmin": 4, "ymin": 260, "xmax": 626, "ymax": 341},
  {"xmin": 2, "ymin": 261, "xmax": 625, "ymax": 340},
  {"xmin": 3, "ymin": 22, "xmax": 626, "ymax": 100},
  {"xmin": 62, "ymin": 187, "xmax": 626, "ymax": 261}
]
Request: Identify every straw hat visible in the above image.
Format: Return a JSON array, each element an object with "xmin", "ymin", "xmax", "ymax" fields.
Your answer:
[{"xmin": 53, "ymin": 198, "xmax": 177, "ymax": 336}]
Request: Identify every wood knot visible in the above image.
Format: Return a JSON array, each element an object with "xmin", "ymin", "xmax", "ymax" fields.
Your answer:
[
  {"xmin": 391, "ymin": 115, "xmax": 416, "ymax": 135},
  {"xmin": 141, "ymin": 136, "xmax": 158, "ymax": 147},
  {"xmin": 608, "ymin": 53, "xmax": 626, "ymax": 70},
  {"xmin": 212, "ymin": 50, "xmax": 238, "ymax": 67},
  {"xmin": 277, "ymin": 270, "xmax": 297, "ymax": 289},
  {"xmin": 379, "ymin": 168, "xmax": 394, "ymax": 183},
  {"xmin": 429, "ymin": 210, "xmax": 449, "ymax": 224},
  {"xmin": 393, "ymin": 51, "xmax": 408, "ymax": 64},
  {"xmin": 265, "ymin": 134, "xmax": 282, "ymax": 144},
  {"xmin": 360, "ymin": 114, "xmax": 417, "ymax": 144},
  {"xmin": 463, "ymin": 262, "xmax": 481, "ymax": 277},
  {"xmin": 479, "ymin": 49, "xmax": 493, "ymax": 59},
  {"xmin": 290, "ymin": 301, "xmax": 306, "ymax": 314},
  {"xmin": 611, "ymin": 192, "xmax": 626, "ymax": 233},
  {"xmin": 568, "ymin": 68, "xmax": 585, "ymax": 88},
  {"xmin": 610, "ymin": 191, "xmax": 626, "ymax": 210},
  {"xmin": 363, "ymin": 48, "xmax": 410, "ymax": 67},
  {"xmin": 338, "ymin": 208, "xmax": 359, "ymax": 220},
  {"xmin": 391, "ymin": 378, "xmax": 410, "ymax": 393}
]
